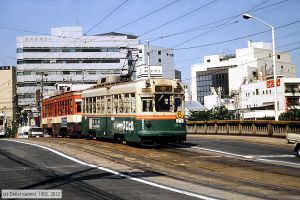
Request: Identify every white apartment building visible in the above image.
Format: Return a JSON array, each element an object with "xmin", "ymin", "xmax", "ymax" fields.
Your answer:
[
  {"xmin": 137, "ymin": 44, "xmax": 175, "ymax": 80},
  {"xmin": 16, "ymin": 26, "xmax": 139, "ymax": 111},
  {"xmin": 191, "ymin": 41, "xmax": 296, "ymax": 105},
  {"xmin": 240, "ymin": 78, "xmax": 300, "ymax": 119}
]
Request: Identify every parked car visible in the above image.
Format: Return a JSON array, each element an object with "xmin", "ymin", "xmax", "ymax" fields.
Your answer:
[
  {"xmin": 17, "ymin": 126, "xmax": 30, "ymax": 138},
  {"xmin": 286, "ymin": 131, "xmax": 300, "ymax": 157},
  {"xmin": 29, "ymin": 127, "xmax": 44, "ymax": 137},
  {"xmin": 18, "ymin": 126, "xmax": 44, "ymax": 138}
]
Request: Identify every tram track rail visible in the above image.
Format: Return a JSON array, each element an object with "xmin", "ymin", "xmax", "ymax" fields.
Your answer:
[{"xmin": 24, "ymin": 138, "xmax": 300, "ymax": 200}]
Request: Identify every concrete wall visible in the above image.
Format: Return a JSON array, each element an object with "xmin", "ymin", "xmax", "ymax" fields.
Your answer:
[{"xmin": 0, "ymin": 66, "xmax": 17, "ymax": 125}]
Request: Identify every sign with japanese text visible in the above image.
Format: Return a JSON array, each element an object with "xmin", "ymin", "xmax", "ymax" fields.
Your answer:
[{"xmin": 266, "ymin": 79, "xmax": 280, "ymax": 88}]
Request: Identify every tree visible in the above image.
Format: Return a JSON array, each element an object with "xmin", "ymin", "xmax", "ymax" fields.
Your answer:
[
  {"xmin": 188, "ymin": 110, "xmax": 211, "ymax": 121},
  {"xmin": 187, "ymin": 106, "xmax": 236, "ymax": 121},
  {"xmin": 279, "ymin": 108, "xmax": 300, "ymax": 121},
  {"xmin": 5, "ymin": 122, "xmax": 18, "ymax": 138}
]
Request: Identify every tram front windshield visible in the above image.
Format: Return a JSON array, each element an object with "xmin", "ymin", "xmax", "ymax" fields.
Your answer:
[
  {"xmin": 154, "ymin": 94, "xmax": 183, "ymax": 112},
  {"xmin": 155, "ymin": 94, "xmax": 171, "ymax": 112}
]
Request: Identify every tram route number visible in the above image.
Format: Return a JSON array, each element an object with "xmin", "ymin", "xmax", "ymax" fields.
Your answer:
[
  {"xmin": 123, "ymin": 121, "xmax": 134, "ymax": 131},
  {"xmin": 176, "ymin": 111, "xmax": 184, "ymax": 124},
  {"xmin": 176, "ymin": 111, "xmax": 183, "ymax": 119},
  {"xmin": 113, "ymin": 120, "xmax": 134, "ymax": 132}
]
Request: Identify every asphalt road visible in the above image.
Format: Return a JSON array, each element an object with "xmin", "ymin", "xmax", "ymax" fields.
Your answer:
[
  {"xmin": 187, "ymin": 136, "xmax": 300, "ymax": 166},
  {"xmin": 0, "ymin": 140, "xmax": 204, "ymax": 200}
]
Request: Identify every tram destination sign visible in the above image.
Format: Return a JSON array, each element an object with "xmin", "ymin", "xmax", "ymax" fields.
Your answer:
[
  {"xmin": 155, "ymin": 86, "xmax": 172, "ymax": 92},
  {"xmin": 61, "ymin": 117, "xmax": 67, "ymax": 128}
]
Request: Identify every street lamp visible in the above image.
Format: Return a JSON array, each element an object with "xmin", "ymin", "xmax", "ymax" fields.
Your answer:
[{"xmin": 242, "ymin": 13, "xmax": 279, "ymax": 121}]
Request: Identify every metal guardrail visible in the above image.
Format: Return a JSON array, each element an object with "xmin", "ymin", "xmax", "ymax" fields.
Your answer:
[{"xmin": 186, "ymin": 120, "xmax": 300, "ymax": 138}]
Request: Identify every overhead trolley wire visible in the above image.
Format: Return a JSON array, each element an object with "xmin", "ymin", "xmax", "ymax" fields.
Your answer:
[
  {"xmin": 12, "ymin": 0, "xmax": 298, "ymax": 78},
  {"xmin": 0, "ymin": 26, "xmax": 80, "ymax": 40},
  {"xmin": 112, "ymin": 0, "xmax": 181, "ymax": 32},
  {"xmin": 24, "ymin": 0, "xmax": 130, "ymax": 73},
  {"xmin": 173, "ymin": 0, "xmax": 271, "ymax": 48},
  {"xmin": 139, "ymin": 0, "xmax": 294, "ymax": 43},
  {"xmin": 49, "ymin": 0, "xmax": 297, "ymax": 77},
  {"xmin": 143, "ymin": 0, "xmax": 297, "ymax": 62},
  {"xmin": 159, "ymin": 40, "xmax": 300, "ymax": 76},
  {"xmin": 84, "ymin": 0, "xmax": 129, "ymax": 35},
  {"xmin": 174, "ymin": 19, "xmax": 300, "ymax": 51},
  {"xmin": 139, "ymin": 0, "xmax": 219, "ymax": 37}
]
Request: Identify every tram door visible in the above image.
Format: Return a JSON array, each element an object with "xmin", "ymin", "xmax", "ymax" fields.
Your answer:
[{"xmin": 105, "ymin": 96, "xmax": 112, "ymax": 137}]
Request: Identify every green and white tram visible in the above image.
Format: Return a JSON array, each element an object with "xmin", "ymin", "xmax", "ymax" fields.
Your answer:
[{"xmin": 81, "ymin": 77, "xmax": 186, "ymax": 145}]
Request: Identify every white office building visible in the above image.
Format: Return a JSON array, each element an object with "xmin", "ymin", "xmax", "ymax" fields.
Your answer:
[
  {"xmin": 16, "ymin": 26, "xmax": 139, "ymax": 110},
  {"xmin": 240, "ymin": 78, "xmax": 300, "ymax": 119},
  {"xmin": 136, "ymin": 44, "xmax": 175, "ymax": 80},
  {"xmin": 191, "ymin": 41, "xmax": 296, "ymax": 105}
]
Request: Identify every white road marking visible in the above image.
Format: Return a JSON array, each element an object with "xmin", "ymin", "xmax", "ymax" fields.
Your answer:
[
  {"xmin": 190, "ymin": 146, "xmax": 300, "ymax": 168},
  {"xmin": 3, "ymin": 140, "xmax": 218, "ymax": 200},
  {"xmin": 191, "ymin": 146, "xmax": 245, "ymax": 158},
  {"xmin": 245, "ymin": 155, "xmax": 296, "ymax": 158}
]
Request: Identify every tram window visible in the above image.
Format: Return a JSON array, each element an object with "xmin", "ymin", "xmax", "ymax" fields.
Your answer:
[
  {"xmin": 85, "ymin": 98, "xmax": 88, "ymax": 113},
  {"xmin": 142, "ymin": 98, "xmax": 153, "ymax": 112},
  {"xmin": 131, "ymin": 95, "xmax": 136, "ymax": 113},
  {"xmin": 107, "ymin": 97, "xmax": 112, "ymax": 113},
  {"xmin": 155, "ymin": 94, "xmax": 171, "ymax": 112},
  {"xmin": 82, "ymin": 99, "xmax": 85, "ymax": 113},
  {"xmin": 93, "ymin": 97, "xmax": 96, "ymax": 113},
  {"xmin": 123, "ymin": 94, "xmax": 130, "ymax": 113},
  {"xmin": 100, "ymin": 98, "xmax": 105, "ymax": 113},
  {"xmin": 113, "ymin": 95, "xmax": 119, "ymax": 114},
  {"xmin": 96, "ymin": 97, "xmax": 101, "ymax": 113},
  {"xmin": 76, "ymin": 102, "xmax": 81, "ymax": 113},
  {"xmin": 174, "ymin": 97, "xmax": 182, "ymax": 112},
  {"xmin": 88, "ymin": 97, "xmax": 92, "ymax": 113},
  {"xmin": 119, "ymin": 95, "xmax": 124, "ymax": 113}
]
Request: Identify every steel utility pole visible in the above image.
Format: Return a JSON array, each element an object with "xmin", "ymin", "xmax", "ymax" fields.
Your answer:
[
  {"xmin": 147, "ymin": 40, "xmax": 151, "ymax": 79},
  {"xmin": 242, "ymin": 13, "xmax": 279, "ymax": 121},
  {"xmin": 39, "ymin": 72, "xmax": 47, "ymax": 127}
]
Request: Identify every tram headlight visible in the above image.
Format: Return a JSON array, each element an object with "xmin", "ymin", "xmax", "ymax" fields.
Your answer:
[{"xmin": 146, "ymin": 121, "xmax": 152, "ymax": 128}]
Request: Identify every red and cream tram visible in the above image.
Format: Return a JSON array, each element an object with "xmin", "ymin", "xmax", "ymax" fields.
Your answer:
[{"xmin": 42, "ymin": 91, "xmax": 82, "ymax": 137}]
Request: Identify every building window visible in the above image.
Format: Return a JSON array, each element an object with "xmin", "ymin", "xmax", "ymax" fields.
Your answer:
[
  {"xmin": 139, "ymin": 49, "xmax": 142, "ymax": 53},
  {"xmin": 277, "ymin": 54, "xmax": 281, "ymax": 59},
  {"xmin": 158, "ymin": 58, "xmax": 161, "ymax": 63},
  {"xmin": 23, "ymin": 71, "xmax": 32, "ymax": 75},
  {"xmin": 17, "ymin": 72, "xmax": 23, "ymax": 76},
  {"xmin": 158, "ymin": 51, "xmax": 161, "ymax": 55},
  {"xmin": 63, "ymin": 71, "xmax": 70, "ymax": 75},
  {"xmin": 207, "ymin": 59, "xmax": 210, "ymax": 63},
  {"xmin": 269, "ymin": 90, "xmax": 271, "ymax": 94},
  {"xmin": 89, "ymin": 71, "xmax": 96, "ymax": 75},
  {"xmin": 256, "ymin": 89, "xmax": 259, "ymax": 95}
]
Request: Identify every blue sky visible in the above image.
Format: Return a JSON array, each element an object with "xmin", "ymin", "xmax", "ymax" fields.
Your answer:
[{"xmin": 0, "ymin": 0, "xmax": 300, "ymax": 85}]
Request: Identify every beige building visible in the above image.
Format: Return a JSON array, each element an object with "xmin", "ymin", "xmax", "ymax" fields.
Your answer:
[{"xmin": 0, "ymin": 66, "xmax": 17, "ymax": 125}]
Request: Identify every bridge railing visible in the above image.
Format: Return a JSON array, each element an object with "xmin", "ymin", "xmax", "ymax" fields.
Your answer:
[{"xmin": 186, "ymin": 120, "xmax": 300, "ymax": 138}]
